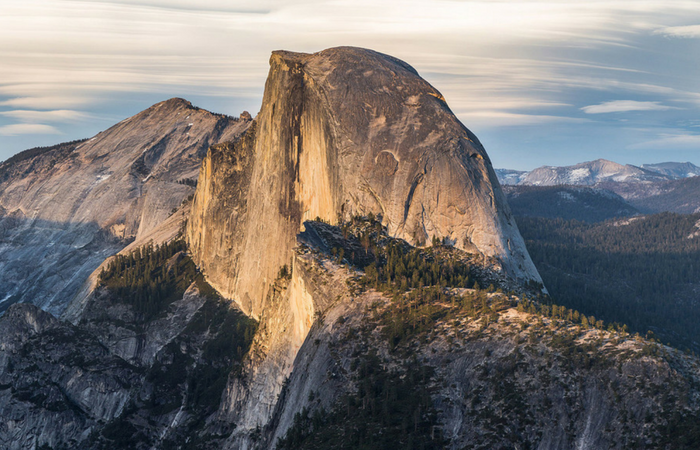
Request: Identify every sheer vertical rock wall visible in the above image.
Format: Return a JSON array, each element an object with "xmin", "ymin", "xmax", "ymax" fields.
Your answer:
[{"xmin": 187, "ymin": 47, "xmax": 541, "ymax": 320}]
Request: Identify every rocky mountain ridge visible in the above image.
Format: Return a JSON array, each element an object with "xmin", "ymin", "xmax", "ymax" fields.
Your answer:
[
  {"xmin": 496, "ymin": 159, "xmax": 675, "ymax": 187},
  {"xmin": 496, "ymin": 159, "xmax": 700, "ymax": 214},
  {"xmin": 0, "ymin": 98, "xmax": 251, "ymax": 315},
  {"xmin": 641, "ymin": 162, "xmax": 700, "ymax": 179}
]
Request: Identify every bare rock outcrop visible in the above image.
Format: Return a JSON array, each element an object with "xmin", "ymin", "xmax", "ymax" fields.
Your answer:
[
  {"xmin": 187, "ymin": 47, "xmax": 541, "ymax": 320},
  {"xmin": 0, "ymin": 303, "xmax": 140, "ymax": 450},
  {"xmin": 260, "ymin": 246, "xmax": 700, "ymax": 450}
]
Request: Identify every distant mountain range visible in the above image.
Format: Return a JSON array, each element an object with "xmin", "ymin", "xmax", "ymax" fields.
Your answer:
[
  {"xmin": 496, "ymin": 159, "xmax": 700, "ymax": 187},
  {"xmin": 497, "ymin": 159, "xmax": 700, "ymax": 215},
  {"xmin": 640, "ymin": 161, "xmax": 700, "ymax": 179}
]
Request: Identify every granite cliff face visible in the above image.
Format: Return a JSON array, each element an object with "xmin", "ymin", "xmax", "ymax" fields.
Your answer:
[
  {"xmin": 0, "ymin": 99, "xmax": 251, "ymax": 314},
  {"xmin": 187, "ymin": 47, "xmax": 540, "ymax": 320},
  {"xmin": 0, "ymin": 303, "xmax": 141, "ymax": 449}
]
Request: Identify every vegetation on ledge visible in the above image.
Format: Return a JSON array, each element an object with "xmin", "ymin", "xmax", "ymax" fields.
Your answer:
[
  {"xmin": 99, "ymin": 239, "xmax": 197, "ymax": 321},
  {"xmin": 94, "ymin": 239, "xmax": 258, "ymax": 449}
]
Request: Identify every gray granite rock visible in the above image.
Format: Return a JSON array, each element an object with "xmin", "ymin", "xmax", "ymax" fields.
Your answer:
[{"xmin": 187, "ymin": 47, "xmax": 541, "ymax": 321}]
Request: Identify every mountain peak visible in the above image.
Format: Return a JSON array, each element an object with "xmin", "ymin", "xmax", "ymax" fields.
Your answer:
[
  {"xmin": 0, "ymin": 97, "xmax": 251, "ymax": 314},
  {"xmin": 585, "ymin": 158, "xmax": 625, "ymax": 169},
  {"xmin": 503, "ymin": 158, "xmax": 673, "ymax": 187},
  {"xmin": 161, "ymin": 97, "xmax": 193, "ymax": 108},
  {"xmin": 271, "ymin": 46, "xmax": 420, "ymax": 77},
  {"xmin": 145, "ymin": 97, "xmax": 195, "ymax": 114}
]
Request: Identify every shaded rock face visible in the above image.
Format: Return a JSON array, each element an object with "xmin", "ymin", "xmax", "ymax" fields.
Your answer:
[
  {"xmin": 0, "ymin": 303, "xmax": 140, "ymax": 450},
  {"xmin": 187, "ymin": 46, "xmax": 540, "ymax": 319},
  {"xmin": 61, "ymin": 202, "xmax": 193, "ymax": 324},
  {"xmin": 0, "ymin": 279, "xmax": 254, "ymax": 450},
  {"xmin": 0, "ymin": 99, "xmax": 251, "ymax": 314},
  {"xmin": 77, "ymin": 281, "xmax": 206, "ymax": 367}
]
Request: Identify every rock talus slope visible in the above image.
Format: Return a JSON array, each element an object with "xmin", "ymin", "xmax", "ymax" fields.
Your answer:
[
  {"xmin": 0, "ymin": 99, "xmax": 251, "ymax": 314},
  {"xmin": 187, "ymin": 47, "xmax": 541, "ymax": 319}
]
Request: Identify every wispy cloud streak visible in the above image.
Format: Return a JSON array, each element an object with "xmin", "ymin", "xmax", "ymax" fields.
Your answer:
[
  {"xmin": 0, "ymin": 110, "xmax": 91, "ymax": 123},
  {"xmin": 654, "ymin": 24, "xmax": 700, "ymax": 38},
  {"xmin": 581, "ymin": 100, "xmax": 678, "ymax": 114},
  {"xmin": 0, "ymin": 123, "xmax": 61, "ymax": 136}
]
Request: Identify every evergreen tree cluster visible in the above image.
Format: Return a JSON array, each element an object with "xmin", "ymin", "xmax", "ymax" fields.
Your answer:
[
  {"xmin": 515, "ymin": 299, "xmax": 632, "ymax": 334},
  {"xmin": 176, "ymin": 177, "xmax": 197, "ymax": 187},
  {"xmin": 99, "ymin": 239, "xmax": 197, "ymax": 320},
  {"xmin": 379, "ymin": 286, "xmax": 503, "ymax": 352},
  {"xmin": 326, "ymin": 216, "xmax": 613, "ymax": 349},
  {"xmin": 277, "ymin": 351, "xmax": 444, "ymax": 450},
  {"xmin": 359, "ymin": 241, "xmax": 473, "ymax": 293}
]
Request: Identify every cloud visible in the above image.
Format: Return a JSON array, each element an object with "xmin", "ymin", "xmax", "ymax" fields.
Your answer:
[
  {"xmin": 581, "ymin": 100, "xmax": 677, "ymax": 114},
  {"xmin": 654, "ymin": 24, "xmax": 700, "ymax": 38},
  {"xmin": 456, "ymin": 111, "xmax": 589, "ymax": 128},
  {"xmin": 70, "ymin": 0, "xmax": 274, "ymax": 14},
  {"xmin": 0, "ymin": 123, "xmax": 61, "ymax": 136},
  {"xmin": 0, "ymin": 109, "xmax": 91, "ymax": 123},
  {"xmin": 0, "ymin": 96, "xmax": 94, "ymax": 109},
  {"xmin": 629, "ymin": 133, "xmax": 700, "ymax": 149},
  {"xmin": 1, "ymin": 0, "xmax": 700, "ymax": 164}
]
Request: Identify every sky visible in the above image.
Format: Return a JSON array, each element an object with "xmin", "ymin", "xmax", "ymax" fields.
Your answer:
[{"xmin": 1, "ymin": 0, "xmax": 700, "ymax": 170}]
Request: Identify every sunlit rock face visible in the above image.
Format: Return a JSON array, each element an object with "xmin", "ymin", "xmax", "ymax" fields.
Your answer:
[
  {"xmin": 187, "ymin": 46, "xmax": 541, "ymax": 319},
  {"xmin": 0, "ymin": 98, "xmax": 251, "ymax": 314}
]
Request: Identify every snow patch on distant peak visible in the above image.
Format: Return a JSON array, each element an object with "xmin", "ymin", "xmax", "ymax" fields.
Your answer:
[
  {"xmin": 568, "ymin": 168, "xmax": 590, "ymax": 182},
  {"xmin": 612, "ymin": 174, "xmax": 631, "ymax": 182}
]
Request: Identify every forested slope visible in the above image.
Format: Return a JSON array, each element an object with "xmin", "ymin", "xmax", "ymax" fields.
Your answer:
[{"xmin": 518, "ymin": 213, "xmax": 700, "ymax": 352}]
